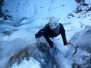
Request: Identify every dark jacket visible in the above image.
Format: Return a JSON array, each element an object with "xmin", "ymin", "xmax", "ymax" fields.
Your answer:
[
  {"xmin": 75, "ymin": 0, "xmax": 84, "ymax": 3},
  {"xmin": 35, "ymin": 23, "xmax": 67, "ymax": 47}
]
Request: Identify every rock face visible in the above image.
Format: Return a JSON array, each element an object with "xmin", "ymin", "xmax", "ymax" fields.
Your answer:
[
  {"xmin": 71, "ymin": 26, "xmax": 91, "ymax": 68},
  {"xmin": 6, "ymin": 46, "xmax": 31, "ymax": 68},
  {"xmin": 5, "ymin": 43, "xmax": 34, "ymax": 67}
]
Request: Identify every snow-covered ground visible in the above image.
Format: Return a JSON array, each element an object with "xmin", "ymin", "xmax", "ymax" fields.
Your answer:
[
  {"xmin": 0, "ymin": 0, "xmax": 91, "ymax": 68},
  {"xmin": 11, "ymin": 57, "xmax": 41, "ymax": 68}
]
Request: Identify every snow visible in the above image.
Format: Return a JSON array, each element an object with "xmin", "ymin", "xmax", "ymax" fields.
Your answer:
[
  {"xmin": 12, "ymin": 57, "xmax": 41, "ymax": 68},
  {"xmin": 0, "ymin": 0, "xmax": 91, "ymax": 68}
]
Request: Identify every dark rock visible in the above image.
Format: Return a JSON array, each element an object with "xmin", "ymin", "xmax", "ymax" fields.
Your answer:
[
  {"xmin": 7, "ymin": 46, "xmax": 31, "ymax": 68},
  {"xmin": 72, "ymin": 63, "xmax": 81, "ymax": 68}
]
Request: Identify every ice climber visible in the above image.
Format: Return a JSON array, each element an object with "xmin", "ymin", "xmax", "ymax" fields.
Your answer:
[{"xmin": 35, "ymin": 16, "xmax": 69, "ymax": 48}]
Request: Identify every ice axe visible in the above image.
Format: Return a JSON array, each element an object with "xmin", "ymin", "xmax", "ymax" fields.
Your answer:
[{"xmin": 68, "ymin": 42, "xmax": 78, "ymax": 56}]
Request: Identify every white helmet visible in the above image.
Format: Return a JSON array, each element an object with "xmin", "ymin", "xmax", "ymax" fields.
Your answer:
[{"xmin": 48, "ymin": 16, "xmax": 60, "ymax": 29}]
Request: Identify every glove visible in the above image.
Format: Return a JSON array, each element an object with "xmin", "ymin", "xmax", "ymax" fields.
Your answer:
[{"xmin": 64, "ymin": 41, "xmax": 70, "ymax": 46}]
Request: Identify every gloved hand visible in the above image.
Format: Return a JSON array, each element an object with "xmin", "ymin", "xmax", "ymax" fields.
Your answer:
[
  {"xmin": 67, "ymin": 41, "xmax": 70, "ymax": 44},
  {"xmin": 64, "ymin": 40, "xmax": 70, "ymax": 46}
]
